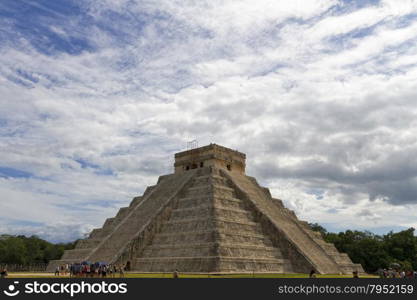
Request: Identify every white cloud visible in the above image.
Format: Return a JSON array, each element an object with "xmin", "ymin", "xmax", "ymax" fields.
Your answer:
[{"xmin": 1, "ymin": 0, "xmax": 417, "ymax": 241}]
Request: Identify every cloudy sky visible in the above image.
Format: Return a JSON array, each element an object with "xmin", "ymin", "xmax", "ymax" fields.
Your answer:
[{"xmin": 1, "ymin": 0, "xmax": 417, "ymax": 242}]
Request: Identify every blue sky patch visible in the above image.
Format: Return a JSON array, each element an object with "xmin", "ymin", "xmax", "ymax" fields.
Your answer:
[
  {"xmin": 0, "ymin": 0, "xmax": 93, "ymax": 55},
  {"xmin": 9, "ymin": 219, "xmax": 44, "ymax": 228},
  {"xmin": 74, "ymin": 158, "xmax": 100, "ymax": 169},
  {"xmin": 74, "ymin": 158, "xmax": 114, "ymax": 176},
  {"xmin": 0, "ymin": 166, "xmax": 33, "ymax": 179},
  {"xmin": 336, "ymin": 0, "xmax": 381, "ymax": 14}
]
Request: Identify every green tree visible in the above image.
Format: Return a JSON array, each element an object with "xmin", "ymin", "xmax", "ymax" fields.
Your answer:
[
  {"xmin": 0, "ymin": 235, "xmax": 77, "ymax": 265},
  {"xmin": 1, "ymin": 237, "xmax": 28, "ymax": 265},
  {"xmin": 310, "ymin": 225, "xmax": 417, "ymax": 273},
  {"xmin": 383, "ymin": 228, "xmax": 416, "ymax": 269}
]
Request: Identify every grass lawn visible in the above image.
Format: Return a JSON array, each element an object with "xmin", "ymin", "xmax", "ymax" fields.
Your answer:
[{"xmin": 6, "ymin": 272, "xmax": 379, "ymax": 279}]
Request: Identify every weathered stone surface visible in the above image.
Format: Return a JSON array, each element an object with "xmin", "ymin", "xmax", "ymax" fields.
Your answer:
[{"xmin": 48, "ymin": 144, "xmax": 364, "ymax": 274}]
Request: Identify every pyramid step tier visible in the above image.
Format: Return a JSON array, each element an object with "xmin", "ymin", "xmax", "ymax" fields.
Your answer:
[
  {"xmin": 142, "ymin": 242, "xmax": 283, "ymax": 259},
  {"xmin": 192, "ymin": 174, "xmax": 228, "ymax": 186},
  {"xmin": 75, "ymin": 239, "xmax": 102, "ymax": 249},
  {"xmin": 160, "ymin": 217, "xmax": 264, "ymax": 235},
  {"xmin": 135, "ymin": 256, "xmax": 290, "ymax": 273},
  {"xmin": 61, "ymin": 249, "xmax": 93, "ymax": 260},
  {"xmin": 152, "ymin": 230, "xmax": 274, "ymax": 247},
  {"xmin": 170, "ymin": 205, "xmax": 253, "ymax": 221},
  {"xmin": 178, "ymin": 195, "xmax": 244, "ymax": 210},
  {"xmin": 185, "ymin": 185, "xmax": 236, "ymax": 198}
]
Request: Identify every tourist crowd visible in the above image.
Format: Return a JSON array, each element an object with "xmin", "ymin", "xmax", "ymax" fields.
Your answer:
[
  {"xmin": 378, "ymin": 269, "xmax": 417, "ymax": 278},
  {"xmin": 54, "ymin": 262, "xmax": 126, "ymax": 278}
]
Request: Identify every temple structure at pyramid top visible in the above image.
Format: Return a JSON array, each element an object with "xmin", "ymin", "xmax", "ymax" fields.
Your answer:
[
  {"xmin": 48, "ymin": 144, "xmax": 363, "ymax": 274},
  {"xmin": 174, "ymin": 143, "xmax": 246, "ymax": 174}
]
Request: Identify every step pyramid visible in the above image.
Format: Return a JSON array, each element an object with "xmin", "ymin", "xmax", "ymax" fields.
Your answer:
[{"xmin": 48, "ymin": 144, "xmax": 363, "ymax": 274}]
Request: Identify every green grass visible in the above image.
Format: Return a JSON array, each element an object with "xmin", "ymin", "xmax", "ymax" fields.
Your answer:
[
  {"xmin": 7, "ymin": 272, "xmax": 379, "ymax": 279},
  {"xmin": 126, "ymin": 273, "xmax": 378, "ymax": 278}
]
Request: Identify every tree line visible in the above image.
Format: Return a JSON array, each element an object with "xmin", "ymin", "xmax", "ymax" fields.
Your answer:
[
  {"xmin": 0, "ymin": 235, "xmax": 77, "ymax": 265},
  {"xmin": 310, "ymin": 224, "xmax": 417, "ymax": 273}
]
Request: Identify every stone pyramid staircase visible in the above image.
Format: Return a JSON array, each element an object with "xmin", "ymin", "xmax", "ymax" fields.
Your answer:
[{"xmin": 134, "ymin": 168, "xmax": 292, "ymax": 273}]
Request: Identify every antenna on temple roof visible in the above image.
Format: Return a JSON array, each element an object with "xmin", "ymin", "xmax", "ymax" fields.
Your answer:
[{"xmin": 186, "ymin": 139, "xmax": 198, "ymax": 150}]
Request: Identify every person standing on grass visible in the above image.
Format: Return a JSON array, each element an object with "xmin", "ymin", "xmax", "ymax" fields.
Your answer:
[
  {"xmin": 90, "ymin": 264, "xmax": 95, "ymax": 278},
  {"xmin": 173, "ymin": 269, "xmax": 179, "ymax": 279},
  {"xmin": 55, "ymin": 266, "xmax": 60, "ymax": 276},
  {"xmin": 86, "ymin": 264, "xmax": 89, "ymax": 277},
  {"xmin": 119, "ymin": 265, "xmax": 124, "ymax": 278},
  {"xmin": 0, "ymin": 268, "xmax": 7, "ymax": 278},
  {"xmin": 309, "ymin": 270, "xmax": 316, "ymax": 278}
]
